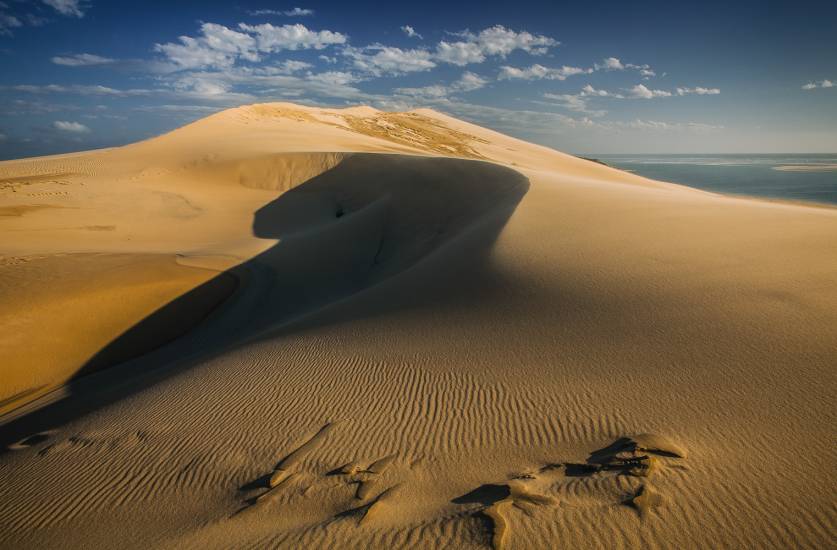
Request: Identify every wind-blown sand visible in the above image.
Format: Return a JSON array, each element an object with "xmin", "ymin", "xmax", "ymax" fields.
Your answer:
[{"xmin": 0, "ymin": 103, "xmax": 835, "ymax": 549}]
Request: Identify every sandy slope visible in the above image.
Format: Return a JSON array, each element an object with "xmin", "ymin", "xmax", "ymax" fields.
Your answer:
[{"xmin": 0, "ymin": 103, "xmax": 835, "ymax": 549}]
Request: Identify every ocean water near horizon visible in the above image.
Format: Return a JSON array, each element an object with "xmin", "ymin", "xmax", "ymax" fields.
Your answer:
[{"xmin": 591, "ymin": 154, "xmax": 837, "ymax": 205}]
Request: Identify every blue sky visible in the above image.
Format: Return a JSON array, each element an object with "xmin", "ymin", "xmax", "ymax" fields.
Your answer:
[{"xmin": 1, "ymin": 0, "xmax": 835, "ymax": 159}]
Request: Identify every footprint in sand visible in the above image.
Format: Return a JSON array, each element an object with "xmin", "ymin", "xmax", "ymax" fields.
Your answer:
[{"xmin": 455, "ymin": 433, "xmax": 687, "ymax": 549}]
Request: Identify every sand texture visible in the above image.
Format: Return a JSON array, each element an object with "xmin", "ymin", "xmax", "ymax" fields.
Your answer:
[{"xmin": 0, "ymin": 103, "xmax": 835, "ymax": 549}]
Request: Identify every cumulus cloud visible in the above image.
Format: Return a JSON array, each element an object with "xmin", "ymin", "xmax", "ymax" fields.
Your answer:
[
  {"xmin": 593, "ymin": 57, "xmax": 655, "ymax": 77},
  {"xmin": 498, "ymin": 64, "xmax": 590, "ymax": 81},
  {"xmin": 51, "ymin": 53, "xmax": 115, "ymax": 66},
  {"xmin": 676, "ymin": 86, "xmax": 720, "ymax": 95},
  {"xmin": 401, "ymin": 25, "xmax": 422, "ymax": 39},
  {"xmin": 802, "ymin": 79, "xmax": 834, "ymax": 90},
  {"xmin": 595, "ymin": 57, "xmax": 624, "ymax": 70},
  {"xmin": 247, "ymin": 8, "xmax": 314, "ymax": 17},
  {"xmin": 435, "ymin": 25, "xmax": 557, "ymax": 66},
  {"xmin": 628, "ymin": 84, "xmax": 672, "ymax": 99},
  {"xmin": 42, "ymin": 0, "xmax": 86, "ymax": 18},
  {"xmin": 240, "ymin": 22, "xmax": 346, "ymax": 51},
  {"xmin": 155, "ymin": 22, "xmax": 346, "ymax": 71},
  {"xmin": 155, "ymin": 23, "xmax": 257, "ymax": 70},
  {"xmin": 343, "ymin": 45, "xmax": 435, "ymax": 76},
  {"xmin": 53, "ymin": 120, "xmax": 90, "ymax": 133},
  {"xmin": 580, "ymin": 84, "xmax": 617, "ymax": 97}
]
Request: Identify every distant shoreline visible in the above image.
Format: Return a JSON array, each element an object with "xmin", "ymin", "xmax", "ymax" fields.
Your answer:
[{"xmin": 773, "ymin": 164, "xmax": 837, "ymax": 172}]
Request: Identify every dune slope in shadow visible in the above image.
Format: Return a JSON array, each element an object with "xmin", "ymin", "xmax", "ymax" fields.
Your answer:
[{"xmin": 0, "ymin": 153, "xmax": 529, "ymax": 446}]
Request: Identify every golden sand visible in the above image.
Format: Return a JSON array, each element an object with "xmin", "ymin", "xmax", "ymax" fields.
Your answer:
[{"xmin": 0, "ymin": 103, "xmax": 835, "ymax": 549}]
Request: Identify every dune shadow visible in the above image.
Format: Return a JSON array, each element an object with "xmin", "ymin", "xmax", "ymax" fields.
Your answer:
[
  {"xmin": 0, "ymin": 153, "xmax": 529, "ymax": 452},
  {"xmin": 452, "ymin": 484, "xmax": 512, "ymax": 506}
]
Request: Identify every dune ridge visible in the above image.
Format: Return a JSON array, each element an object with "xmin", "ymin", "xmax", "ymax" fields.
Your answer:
[{"xmin": 0, "ymin": 102, "xmax": 835, "ymax": 549}]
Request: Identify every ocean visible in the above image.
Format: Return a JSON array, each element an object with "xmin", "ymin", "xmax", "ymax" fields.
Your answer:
[{"xmin": 592, "ymin": 154, "xmax": 837, "ymax": 205}]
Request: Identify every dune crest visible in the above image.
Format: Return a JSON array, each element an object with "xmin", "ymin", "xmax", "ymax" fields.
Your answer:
[{"xmin": 1, "ymin": 103, "xmax": 836, "ymax": 549}]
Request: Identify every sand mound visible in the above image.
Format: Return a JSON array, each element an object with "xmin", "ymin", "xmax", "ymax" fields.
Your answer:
[{"xmin": 0, "ymin": 103, "xmax": 835, "ymax": 549}]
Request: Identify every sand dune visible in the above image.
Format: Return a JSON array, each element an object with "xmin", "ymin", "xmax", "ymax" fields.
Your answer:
[{"xmin": 0, "ymin": 103, "xmax": 835, "ymax": 549}]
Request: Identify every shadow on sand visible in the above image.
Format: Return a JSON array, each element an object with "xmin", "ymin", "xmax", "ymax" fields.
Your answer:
[{"xmin": 0, "ymin": 153, "xmax": 529, "ymax": 452}]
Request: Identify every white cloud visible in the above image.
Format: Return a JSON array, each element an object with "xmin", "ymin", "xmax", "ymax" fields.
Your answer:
[
  {"xmin": 580, "ymin": 84, "xmax": 617, "ymax": 97},
  {"xmin": 498, "ymin": 64, "xmax": 590, "ymax": 81},
  {"xmin": 305, "ymin": 70, "xmax": 357, "ymax": 86},
  {"xmin": 51, "ymin": 53, "xmax": 115, "ymax": 66},
  {"xmin": 318, "ymin": 54, "xmax": 337, "ymax": 64},
  {"xmin": 542, "ymin": 90, "xmax": 608, "ymax": 116},
  {"xmin": 676, "ymin": 86, "xmax": 720, "ymax": 95},
  {"xmin": 280, "ymin": 59, "xmax": 312, "ymax": 73},
  {"xmin": 155, "ymin": 23, "xmax": 257, "ymax": 70},
  {"xmin": 435, "ymin": 25, "xmax": 557, "ymax": 66},
  {"xmin": 343, "ymin": 45, "xmax": 435, "ymax": 76},
  {"xmin": 593, "ymin": 57, "xmax": 655, "ymax": 77},
  {"xmin": 401, "ymin": 25, "xmax": 422, "ymax": 39},
  {"xmin": 628, "ymin": 84, "xmax": 672, "ymax": 99},
  {"xmin": 456, "ymin": 71, "xmax": 488, "ymax": 91},
  {"xmin": 2, "ymin": 1, "xmax": 85, "ymax": 35},
  {"xmin": 434, "ymin": 40, "xmax": 485, "ymax": 66},
  {"xmin": 542, "ymin": 93, "xmax": 599, "ymax": 115},
  {"xmin": 155, "ymin": 22, "xmax": 346, "ymax": 71},
  {"xmin": 133, "ymin": 104, "xmax": 221, "ymax": 114},
  {"xmin": 617, "ymin": 119, "xmax": 723, "ymax": 132},
  {"xmin": 41, "ymin": 0, "xmax": 86, "ymax": 18},
  {"xmin": 0, "ymin": 12, "xmax": 22, "ymax": 36},
  {"xmin": 542, "ymin": 83, "xmax": 719, "ymax": 113},
  {"xmin": 595, "ymin": 57, "xmax": 624, "ymax": 70},
  {"xmin": 247, "ymin": 8, "xmax": 314, "ymax": 17},
  {"xmin": 802, "ymin": 79, "xmax": 835, "ymax": 90},
  {"xmin": 4, "ymin": 84, "xmax": 153, "ymax": 96},
  {"xmin": 166, "ymin": 66, "xmax": 377, "ymax": 102},
  {"xmin": 239, "ymin": 22, "xmax": 346, "ymax": 52},
  {"xmin": 252, "ymin": 59, "xmax": 313, "ymax": 74},
  {"xmin": 394, "ymin": 71, "xmax": 488, "ymax": 99},
  {"xmin": 53, "ymin": 120, "xmax": 90, "ymax": 133},
  {"xmin": 172, "ymin": 77, "xmax": 234, "ymax": 98},
  {"xmin": 498, "ymin": 57, "xmax": 654, "ymax": 82}
]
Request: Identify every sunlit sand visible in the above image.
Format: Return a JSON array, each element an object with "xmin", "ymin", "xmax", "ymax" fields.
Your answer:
[{"xmin": 1, "ymin": 103, "xmax": 835, "ymax": 549}]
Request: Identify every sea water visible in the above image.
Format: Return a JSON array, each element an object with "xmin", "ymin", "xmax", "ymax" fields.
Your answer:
[{"xmin": 593, "ymin": 154, "xmax": 837, "ymax": 205}]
